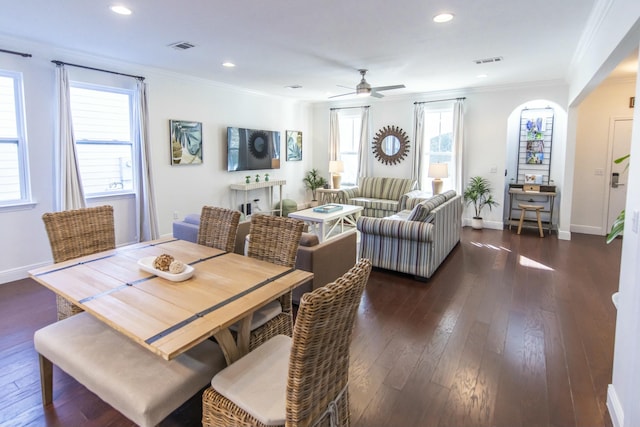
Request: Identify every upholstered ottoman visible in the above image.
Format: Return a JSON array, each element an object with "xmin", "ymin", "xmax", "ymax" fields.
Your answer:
[{"xmin": 172, "ymin": 213, "xmax": 201, "ymax": 241}]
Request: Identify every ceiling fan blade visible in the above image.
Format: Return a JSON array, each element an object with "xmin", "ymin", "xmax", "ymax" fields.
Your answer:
[
  {"xmin": 370, "ymin": 91, "xmax": 384, "ymax": 98},
  {"xmin": 328, "ymin": 91, "xmax": 356, "ymax": 99},
  {"xmin": 336, "ymin": 84, "xmax": 354, "ymax": 90},
  {"xmin": 371, "ymin": 84, "xmax": 406, "ymax": 92}
]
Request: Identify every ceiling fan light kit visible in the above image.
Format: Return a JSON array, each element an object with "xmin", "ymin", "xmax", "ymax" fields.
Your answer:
[{"xmin": 331, "ymin": 69, "xmax": 405, "ymax": 99}]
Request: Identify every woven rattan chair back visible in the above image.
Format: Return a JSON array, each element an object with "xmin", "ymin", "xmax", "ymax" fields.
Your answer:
[
  {"xmin": 42, "ymin": 205, "xmax": 115, "ymax": 320},
  {"xmin": 245, "ymin": 214, "xmax": 304, "ymax": 349},
  {"xmin": 197, "ymin": 206, "xmax": 241, "ymax": 252},
  {"xmin": 286, "ymin": 258, "xmax": 371, "ymax": 426},
  {"xmin": 201, "ymin": 258, "xmax": 371, "ymax": 427},
  {"xmin": 247, "ymin": 214, "xmax": 304, "ymax": 268}
]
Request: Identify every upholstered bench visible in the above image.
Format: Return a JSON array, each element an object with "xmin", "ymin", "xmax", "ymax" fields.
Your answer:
[{"xmin": 34, "ymin": 312, "xmax": 226, "ymax": 427}]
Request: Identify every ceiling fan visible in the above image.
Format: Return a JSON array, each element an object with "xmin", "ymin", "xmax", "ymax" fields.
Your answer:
[{"xmin": 330, "ymin": 69, "xmax": 405, "ymax": 99}]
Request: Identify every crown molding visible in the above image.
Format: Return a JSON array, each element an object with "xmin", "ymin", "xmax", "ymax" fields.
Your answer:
[{"xmin": 568, "ymin": 0, "xmax": 614, "ymax": 77}]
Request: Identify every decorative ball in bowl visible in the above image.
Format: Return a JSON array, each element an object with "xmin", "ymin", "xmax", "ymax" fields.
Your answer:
[{"xmin": 138, "ymin": 254, "xmax": 194, "ymax": 282}]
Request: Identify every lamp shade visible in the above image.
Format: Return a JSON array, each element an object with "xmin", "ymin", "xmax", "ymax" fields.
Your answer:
[
  {"xmin": 428, "ymin": 163, "xmax": 448, "ymax": 179},
  {"xmin": 329, "ymin": 160, "xmax": 344, "ymax": 174}
]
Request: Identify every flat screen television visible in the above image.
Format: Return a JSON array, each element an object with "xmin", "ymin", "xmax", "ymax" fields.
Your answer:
[{"xmin": 227, "ymin": 127, "xmax": 281, "ymax": 172}]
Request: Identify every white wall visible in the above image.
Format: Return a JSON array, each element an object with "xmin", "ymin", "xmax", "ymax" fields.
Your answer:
[
  {"xmin": 504, "ymin": 100, "xmax": 567, "ymax": 230},
  {"xmin": 609, "ymin": 63, "xmax": 640, "ymax": 427},
  {"xmin": 312, "ymin": 83, "xmax": 570, "ymax": 231},
  {"xmin": 563, "ymin": 0, "xmax": 640, "ymax": 425},
  {"xmin": 572, "ymin": 78, "xmax": 636, "ymax": 235},
  {"xmin": 0, "ymin": 37, "xmax": 314, "ymax": 283}
]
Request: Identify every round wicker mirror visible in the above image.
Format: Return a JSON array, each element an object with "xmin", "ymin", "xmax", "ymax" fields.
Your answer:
[{"xmin": 372, "ymin": 125, "xmax": 410, "ymax": 165}]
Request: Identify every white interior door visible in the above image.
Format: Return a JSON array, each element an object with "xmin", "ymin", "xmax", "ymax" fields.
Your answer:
[{"xmin": 606, "ymin": 118, "xmax": 633, "ymax": 232}]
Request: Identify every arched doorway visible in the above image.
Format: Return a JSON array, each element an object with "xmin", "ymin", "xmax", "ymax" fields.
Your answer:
[{"xmin": 503, "ymin": 100, "xmax": 568, "ymax": 232}]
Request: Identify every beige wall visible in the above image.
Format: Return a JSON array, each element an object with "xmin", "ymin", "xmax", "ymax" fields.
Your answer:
[{"xmin": 572, "ymin": 79, "xmax": 637, "ymax": 235}]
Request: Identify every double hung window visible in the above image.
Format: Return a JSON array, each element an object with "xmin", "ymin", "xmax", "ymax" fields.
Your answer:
[
  {"xmin": 422, "ymin": 109, "xmax": 454, "ymax": 191},
  {"xmin": 69, "ymin": 83, "xmax": 134, "ymax": 196},
  {"xmin": 337, "ymin": 111, "xmax": 361, "ymax": 186},
  {"xmin": 0, "ymin": 70, "xmax": 30, "ymax": 204}
]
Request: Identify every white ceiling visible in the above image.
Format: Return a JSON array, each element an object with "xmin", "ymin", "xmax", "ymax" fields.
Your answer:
[{"xmin": 0, "ymin": 0, "xmax": 634, "ymax": 101}]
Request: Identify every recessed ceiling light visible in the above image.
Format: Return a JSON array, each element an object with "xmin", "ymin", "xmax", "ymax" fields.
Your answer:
[
  {"xmin": 433, "ymin": 13, "xmax": 454, "ymax": 23},
  {"xmin": 477, "ymin": 74, "xmax": 488, "ymax": 78},
  {"xmin": 222, "ymin": 62, "xmax": 235, "ymax": 68},
  {"xmin": 285, "ymin": 85, "xmax": 303, "ymax": 89},
  {"xmin": 110, "ymin": 5, "xmax": 132, "ymax": 15}
]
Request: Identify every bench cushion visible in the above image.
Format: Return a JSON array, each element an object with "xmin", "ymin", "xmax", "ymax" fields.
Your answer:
[{"xmin": 34, "ymin": 312, "xmax": 226, "ymax": 427}]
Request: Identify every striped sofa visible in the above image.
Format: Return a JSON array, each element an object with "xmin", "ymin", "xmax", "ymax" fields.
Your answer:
[
  {"xmin": 339, "ymin": 177, "xmax": 418, "ymax": 218},
  {"xmin": 357, "ymin": 190, "xmax": 462, "ymax": 279}
]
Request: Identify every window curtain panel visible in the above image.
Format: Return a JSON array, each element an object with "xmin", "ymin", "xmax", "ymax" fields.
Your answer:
[
  {"xmin": 452, "ymin": 99, "xmax": 465, "ymax": 194},
  {"xmin": 357, "ymin": 106, "xmax": 371, "ymax": 178},
  {"xmin": 411, "ymin": 103, "xmax": 425, "ymax": 189},
  {"xmin": 54, "ymin": 64, "xmax": 86, "ymax": 211},
  {"xmin": 133, "ymin": 80, "xmax": 159, "ymax": 241},
  {"xmin": 329, "ymin": 109, "xmax": 340, "ymax": 162}
]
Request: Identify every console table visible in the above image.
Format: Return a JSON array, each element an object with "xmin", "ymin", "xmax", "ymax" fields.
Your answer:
[
  {"xmin": 230, "ymin": 180, "xmax": 285, "ymax": 217},
  {"xmin": 507, "ymin": 185, "xmax": 557, "ymax": 235}
]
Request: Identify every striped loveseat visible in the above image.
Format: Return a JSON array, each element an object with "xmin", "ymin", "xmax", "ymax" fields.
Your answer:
[
  {"xmin": 339, "ymin": 177, "xmax": 418, "ymax": 218},
  {"xmin": 357, "ymin": 190, "xmax": 462, "ymax": 279}
]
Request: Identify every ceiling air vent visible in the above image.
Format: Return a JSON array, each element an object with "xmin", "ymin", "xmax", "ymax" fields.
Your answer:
[
  {"xmin": 473, "ymin": 56, "xmax": 503, "ymax": 64},
  {"xmin": 169, "ymin": 41, "xmax": 195, "ymax": 51}
]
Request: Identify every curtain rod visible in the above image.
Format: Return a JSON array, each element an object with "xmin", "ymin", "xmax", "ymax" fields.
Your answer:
[
  {"xmin": 0, "ymin": 48, "xmax": 32, "ymax": 58},
  {"xmin": 414, "ymin": 97, "xmax": 466, "ymax": 105},
  {"xmin": 330, "ymin": 105, "xmax": 370, "ymax": 111},
  {"xmin": 52, "ymin": 60, "xmax": 145, "ymax": 81}
]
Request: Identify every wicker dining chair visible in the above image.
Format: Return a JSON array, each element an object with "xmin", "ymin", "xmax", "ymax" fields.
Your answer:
[
  {"xmin": 202, "ymin": 258, "xmax": 371, "ymax": 427},
  {"xmin": 42, "ymin": 205, "xmax": 116, "ymax": 321},
  {"xmin": 245, "ymin": 214, "xmax": 304, "ymax": 350},
  {"xmin": 197, "ymin": 206, "xmax": 241, "ymax": 252}
]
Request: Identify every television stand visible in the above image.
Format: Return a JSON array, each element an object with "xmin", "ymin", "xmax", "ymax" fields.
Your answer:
[{"xmin": 230, "ymin": 180, "xmax": 286, "ymax": 217}]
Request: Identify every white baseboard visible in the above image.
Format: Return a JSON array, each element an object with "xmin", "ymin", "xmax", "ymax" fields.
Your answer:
[
  {"xmin": 462, "ymin": 218, "xmax": 503, "ymax": 230},
  {"xmin": 0, "ymin": 261, "xmax": 50, "ymax": 284},
  {"xmin": 607, "ymin": 384, "xmax": 623, "ymax": 427},
  {"xmin": 557, "ymin": 230, "xmax": 571, "ymax": 240},
  {"xmin": 570, "ymin": 224, "xmax": 603, "ymax": 235}
]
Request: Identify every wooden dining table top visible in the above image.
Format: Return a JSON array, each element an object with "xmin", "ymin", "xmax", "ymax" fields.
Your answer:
[{"xmin": 29, "ymin": 237, "xmax": 313, "ymax": 362}]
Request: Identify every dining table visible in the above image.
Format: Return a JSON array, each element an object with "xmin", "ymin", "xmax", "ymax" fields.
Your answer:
[{"xmin": 29, "ymin": 237, "xmax": 313, "ymax": 364}]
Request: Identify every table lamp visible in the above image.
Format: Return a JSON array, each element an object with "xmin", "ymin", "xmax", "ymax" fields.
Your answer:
[
  {"xmin": 329, "ymin": 160, "xmax": 344, "ymax": 189},
  {"xmin": 428, "ymin": 163, "xmax": 448, "ymax": 195}
]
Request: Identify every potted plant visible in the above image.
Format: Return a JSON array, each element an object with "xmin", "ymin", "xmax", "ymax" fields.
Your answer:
[
  {"xmin": 303, "ymin": 168, "xmax": 327, "ymax": 205},
  {"xmin": 463, "ymin": 176, "xmax": 499, "ymax": 229},
  {"xmin": 606, "ymin": 154, "xmax": 630, "ymax": 243}
]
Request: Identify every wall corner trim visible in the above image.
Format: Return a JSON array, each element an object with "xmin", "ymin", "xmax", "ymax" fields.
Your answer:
[{"xmin": 607, "ymin": 383, "xmax": 624, "ymax": 427}]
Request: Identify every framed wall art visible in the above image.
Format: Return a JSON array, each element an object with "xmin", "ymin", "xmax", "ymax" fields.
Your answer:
[
  {"xmin": 286, "ymin": 130, "xmax": 302, "ymax": 161},
  {"xmin": 170, "ymin": 120, "xmax": 202, "ymax": 165}
]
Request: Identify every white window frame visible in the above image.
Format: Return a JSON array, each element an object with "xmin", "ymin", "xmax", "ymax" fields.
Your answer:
[
  {"xmin": 422, "ymin": 107, "xmax": 455, "ymax": 192},
  {"xmin": 69, "ymin": 82, "xmax": 136, "ymax": 198},
  {"xmin": 338, "ymin": 110, "xmax": 361, "ymax": 187},
  {"xmin": 0, "ymin": 69, "xmax": 32, "ymax": 210}
]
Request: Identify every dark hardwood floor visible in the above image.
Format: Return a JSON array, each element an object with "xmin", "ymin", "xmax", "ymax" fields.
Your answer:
[{"xmin": 0, "ymin": 227, "xmax": 621, "ymax": 427}]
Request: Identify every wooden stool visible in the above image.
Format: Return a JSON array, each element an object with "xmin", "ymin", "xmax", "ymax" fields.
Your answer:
[{"xmin": 518, "ymin": 204, "xmax": 544, "ymax": 237}]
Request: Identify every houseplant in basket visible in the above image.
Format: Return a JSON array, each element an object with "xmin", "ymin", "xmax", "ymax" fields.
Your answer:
[
  {"xmin": 463, "ymin": 176, "xmax": 499, "ymax": 229},
  {"xmin": 303, "ymin": 168, "xmax": 327, "ymax": 206}
]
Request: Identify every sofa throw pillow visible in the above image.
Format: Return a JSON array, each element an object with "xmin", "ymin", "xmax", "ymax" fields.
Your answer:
[{"xmin": 407, "ymin": 202, "xmax": 431, "ymax": 222}]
